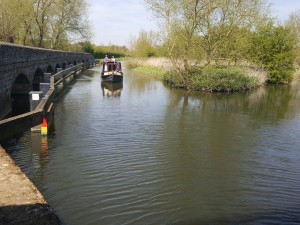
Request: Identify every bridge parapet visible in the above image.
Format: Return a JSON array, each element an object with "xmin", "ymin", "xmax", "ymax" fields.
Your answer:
[
  {"xmin": 0, "ymin": 42, "xmax": 93, "ymax": 69},
  {"xmin": 0, "ymin": 63, "xmax": 86, "ymax": 142},
  {"xmin": 0, "ymin": 42, "xmax": 94, "ymax": 120}
]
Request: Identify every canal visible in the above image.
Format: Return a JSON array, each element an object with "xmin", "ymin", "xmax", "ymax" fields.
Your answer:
[{"xmin": 6, "ymin": 66, "xmax": 300, "ymax": 225}]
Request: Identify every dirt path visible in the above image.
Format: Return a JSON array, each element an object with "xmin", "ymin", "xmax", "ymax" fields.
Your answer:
[{"xmin": 0, "ymin": 146, "xmax": 61, "ymax": 225}]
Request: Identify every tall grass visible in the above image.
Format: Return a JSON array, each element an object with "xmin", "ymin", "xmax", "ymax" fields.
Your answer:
[
  {"xmin": 133, "ymin": 66, "xmax": 167, "ymax": 79},
  {"xmin": 164, "ymin": 67, "xmax": 266, "ymax": 92},
  {"xmin": 125, "ymin": 57, "xmax": 268, "ymax": 92},
  {"xmin": 124, "ymin": 58, "xmax": 139, "ymax": 69},
  {"xmin": 125, "ymin": 58, "xmax": 168, "ymax": 78}
]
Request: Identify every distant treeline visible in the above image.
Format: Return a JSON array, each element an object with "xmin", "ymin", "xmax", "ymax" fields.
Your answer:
[
  {"xmin": 93, "ymin": 52, "xmax": 126, "ymax": 59},
  {"xmin": 81, "ymin": 41, "xmax": 129, "ymax": 59}
]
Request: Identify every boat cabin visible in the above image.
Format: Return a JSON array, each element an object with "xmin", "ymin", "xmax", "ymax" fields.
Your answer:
[{"xmin": 103, "ymin": 61, "xmax": 122, "ymax": 72}]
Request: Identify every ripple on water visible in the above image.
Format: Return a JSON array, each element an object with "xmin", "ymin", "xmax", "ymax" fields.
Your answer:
[{"xmin": 6, "ymin": 70, "xmax": 300, "ymax": 225}]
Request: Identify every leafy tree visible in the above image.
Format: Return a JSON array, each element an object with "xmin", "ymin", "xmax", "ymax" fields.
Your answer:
[
  {"xmin": 0, "ymin": 0, "xmax": 91, "ymax": 50},
  {"xmin": 48, "ymin": 0, "xmax": 91, "ymax": 49},
  {"xmin": 214, "ymin": 26, "xmax": 252, "ymax": 65},
  {"xmin": 250, "ymin": 24, "xmax": 297, "ymax": 83},
  {"xmin": 0, "ymin": 0, "xmax": 32, "ymax": 43},
  {"xmin": 81, "ymin": 41, "xmax": 94, "ymax": 54},
  {"xmin": 285, "ymin": 10, "xmax": 300, "ymax": 65},
  {"xmin": 145, "ymin": 0, "xmax": 272, "ymax": 73},
  {"xmin": 129, "ymin": 30, "xmax": 158, "ymax": 57}
]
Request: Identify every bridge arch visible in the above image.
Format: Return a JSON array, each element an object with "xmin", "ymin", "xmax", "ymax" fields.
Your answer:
[
  {"xmin": 55, "ymin": 64, "xmax": 61, "ymax": 72},
  {"xmin": 32, "ymin": 68, "xmax": 44, "ymax": 91},
  {"xmin": 0, "ymin": 43, "xmax": 95, "ymax": 120},
  {"xmin": 46, "ymin": 65, "xmax": 54, "ymax": 74},
  {"xmin": 11, "ymin": 74, "xmax": 31, "ymax": 116}
]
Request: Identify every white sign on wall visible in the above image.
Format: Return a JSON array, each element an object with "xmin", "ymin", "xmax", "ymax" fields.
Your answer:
[{"xmin": 32, "ymin": 94, "xmax": 40, "ymax": 100}]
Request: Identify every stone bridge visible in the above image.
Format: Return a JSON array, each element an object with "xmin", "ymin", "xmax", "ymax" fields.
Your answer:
[{"xmin": 0, "ymin": 42, "xmax": 94, "ymax": 120}]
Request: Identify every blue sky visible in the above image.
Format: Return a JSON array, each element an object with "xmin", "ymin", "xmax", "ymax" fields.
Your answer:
[{"xmin": 89, "ymin": 0, "xmax": 300, "ymax": 47}]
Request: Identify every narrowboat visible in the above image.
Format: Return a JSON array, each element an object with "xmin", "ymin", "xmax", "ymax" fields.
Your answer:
[{"xmin": 101, "ymin": 61, "xmax": 123, "ymax": 82}]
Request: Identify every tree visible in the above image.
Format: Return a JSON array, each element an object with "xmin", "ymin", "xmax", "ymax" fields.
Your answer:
[
  {"xmin": 129, "ymin": 30, "xmax": 158, "ymax": 57},
  {"xmin": 145, "ymin": 0, "xmax": 272, "ymax": 72},
  {"xmin": 200, "ymin": 0, "xmax": 271, "ymax": 64},
  {"xmin": 213, "ymin": 26, "xmax": 252, "ymax": 65},
  {"xmin": 33, "ymin": 0, "xmax": 54, "ymax": 47},
  {"xmin": 285, "ymin": 10, "xmax": 300, "ymax": 65},
  {"xmin": 0, "ymin": 0, "xmax": 32, "ymax": 43},
  {"xmin": 0, "ymin": 0, "xmax": 92, "ymax": 50},
  {"xmin": 81, "ymin": 41, "xmax": 94, "ymax": 54},
  {"xmin": 250, "ymin": 24, "xmax": 296, "ymax": 83},
  {"xmin": 49, "ymin": 0, "xmax": 92, "ymax": 49}
]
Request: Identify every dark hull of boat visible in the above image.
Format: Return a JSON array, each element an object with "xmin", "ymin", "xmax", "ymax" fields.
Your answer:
[{"xmin": 101, "ymin": 74, "xmax": 123, "ymax": 82}]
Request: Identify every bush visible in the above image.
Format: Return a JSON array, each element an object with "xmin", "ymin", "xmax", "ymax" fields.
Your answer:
[
  {"xmin": 250, "ymin": 25, "xmax": 296, "ymax": 84},
  {"xmin": 124, "ymin": 58, "xmax": 139, "ymax": 69}
]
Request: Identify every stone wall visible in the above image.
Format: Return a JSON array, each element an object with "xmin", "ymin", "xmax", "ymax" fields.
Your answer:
[{"xmin": 0, "ymin": 42, "xmax": 94, "ymax": 119}]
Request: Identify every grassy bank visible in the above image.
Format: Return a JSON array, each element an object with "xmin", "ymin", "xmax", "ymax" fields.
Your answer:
[
  {"xmin": 132, "ymin": 65, "xmax": 167, "ymax": 79},
  {"xmin": 125, "ymin": 58, "xmax": 169, "ymax": 79},
  {"xmin": 165, "ymin": 67, "xmax": 266, "ymax": 92},
  {"xmin": 125, "ymin": 57, "xmax": 267, "ymax": 92}
]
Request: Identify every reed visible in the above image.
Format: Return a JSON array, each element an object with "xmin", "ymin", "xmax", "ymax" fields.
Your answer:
[{"xmin": 164, "ymin": 67, "xmax": 267, "ymax": 92}]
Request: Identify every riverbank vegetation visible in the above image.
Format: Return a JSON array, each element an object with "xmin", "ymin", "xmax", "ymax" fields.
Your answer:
[
  {"xmin": 165, "ymin": 67, "xmax": 266, "ymax": 92},
  {"xmin": 126, "ymin": 0, "xmax": 300, "ymax": 92},
  {"xmin": 125, "ymin": 57, "xmax": 267, "ymax": 91}
]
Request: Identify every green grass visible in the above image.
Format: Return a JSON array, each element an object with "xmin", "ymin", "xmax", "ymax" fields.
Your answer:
[
  {"xmin": 124, "ymin": 57, "xmax": 264, "ymax": 92},
  {"xmin": 164, "ymin": 67, "xmax": 262, "ymax": 92},
  {"xmin": 133, "ymin": 66, "xmax": 167, "ymax": 79},
  {"xmin": 124, "ymin": 58, "xmax": 139, "ymax": 69}
]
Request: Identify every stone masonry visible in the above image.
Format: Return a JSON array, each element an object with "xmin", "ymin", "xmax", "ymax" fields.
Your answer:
[{"xmin": 0, "ymin": 42, "xmax": 94, "ymax": 120}]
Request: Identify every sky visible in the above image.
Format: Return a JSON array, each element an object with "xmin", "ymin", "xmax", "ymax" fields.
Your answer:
[{"xmin": 89, "ymin": 0, "xmax": 300, "ymax": 47}]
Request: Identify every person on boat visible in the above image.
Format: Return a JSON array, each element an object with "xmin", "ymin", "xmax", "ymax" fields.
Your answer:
[
  {"xmin": 116, "ymin": 63, "xmax": 120, "ymax": 72},
  {"xmin": 104, "ymin": 55, "xmax": 109, "ymax": 71},
  {"xmin": 112, "ymin": 56, "xmax": 115, "ymax": 63},
  {"xmin": 104, "ymin": 55, "xmax": 109, "ymax": 63}
]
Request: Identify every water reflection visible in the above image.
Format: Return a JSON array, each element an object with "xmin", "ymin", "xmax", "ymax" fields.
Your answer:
[
  {"xmin": 101, "ymin": 81, "xmax": 123, "ymax": 98},
  {"xmin": 6, "ymin": 67, "xmax": 300, "ymax": 225},
  {"xmin": 6, "ymin": 132, "xmax": 49, "ymax": 185},
  {"xmin": 29, "ymin": 133, "xmax": 49, "ymax": 181},
  {"xmin": 165, "ymin": 82, "xmax": 300, "ymax": 124}
]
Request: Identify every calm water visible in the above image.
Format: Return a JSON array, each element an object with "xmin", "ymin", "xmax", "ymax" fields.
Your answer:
[{"xmin": 6, "ymin": 66, "xmax": 300, "ymax": 225}]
